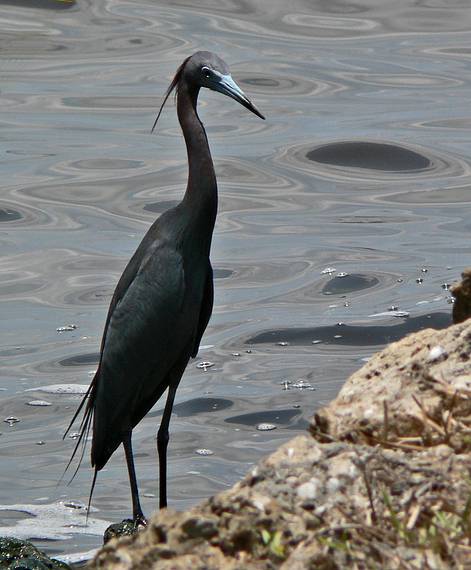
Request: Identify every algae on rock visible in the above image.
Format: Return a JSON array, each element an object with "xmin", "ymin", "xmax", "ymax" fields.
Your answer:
[{"xmin": 0, "ymin": 537, "xmax": 70, "ymax": 570}]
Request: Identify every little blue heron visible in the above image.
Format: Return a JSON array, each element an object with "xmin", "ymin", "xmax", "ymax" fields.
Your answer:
[{"xmin": 64, "ymin": 51, "xmax": 265, "ymax": 525}]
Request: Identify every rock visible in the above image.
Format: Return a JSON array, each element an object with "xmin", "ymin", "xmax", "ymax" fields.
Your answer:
[
  {"xmin": 311, "ymin": 318, "xmax": 471, "ymax": 451},
  {"xmin": 89, "ymin": 434, "xmax": 471, "ymax": 569},
  {"xmin": 8, "ymin": 558, "xmax": 50, "ymax": 570},
  {"xmin": 181, "ymin": 516, "xmax": 218, "ymax": 539},
  {"xmin": 451, "ymin": 268, "xmax": 471, "ymax": 323},
  {"xmin": 104, "ymin": 519, "xmax": 140, "ymax": 544},
  {"xmin": 87, "ymin": 315, "xmax": 471, "ymax": 569},
  {"xmin": 0, "ymin": 537, "xmax": 70, "ymax": 570}
]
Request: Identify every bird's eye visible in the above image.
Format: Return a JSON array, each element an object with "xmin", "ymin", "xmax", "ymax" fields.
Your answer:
[{"xmin": 201, "ymin": 66, "xmax": 211, "ymax": 79}]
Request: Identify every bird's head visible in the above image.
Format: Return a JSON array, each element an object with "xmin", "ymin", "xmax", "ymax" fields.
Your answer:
[
  {"xmin": 152, "ymin": 51, "xmax": 265, "ymax": 133},
  {"xmin": 183, "ymin": 51, "xmax": 265, "ymax": 120}
]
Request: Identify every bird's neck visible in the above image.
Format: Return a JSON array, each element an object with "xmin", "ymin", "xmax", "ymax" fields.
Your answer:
[{"xmin": 177, "ymin": 84, "xmax": 217, "ymax": 230}]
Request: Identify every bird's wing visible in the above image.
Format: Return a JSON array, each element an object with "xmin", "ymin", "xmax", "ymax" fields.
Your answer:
[
  {"xmin": 91, "ymin": 242, "xmax": 188, "ymax": 468},
  {"xmin": 104, "ymin": 244, "xmax": 186, "ymax": 371},
  {"xmin": 99, "ymin": 238, "xmax": 153, "ymax": 356},
  {"xmin": 191, "ymin": 262, "xmax": 213, "ymax": 357},
  {"xmin": 63, "ymin": 232, "xmax": 159, "ymax": 443}
]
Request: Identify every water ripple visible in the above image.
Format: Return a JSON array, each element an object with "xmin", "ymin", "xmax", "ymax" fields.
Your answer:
[{"xmin": 279, "ymin": 139, "xmax": 467, "ymax": 182}]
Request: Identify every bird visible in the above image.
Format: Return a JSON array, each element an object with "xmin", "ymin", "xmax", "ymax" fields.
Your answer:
[{"xmin": 64, "ymin": 51, "xmax": 265, "ymax": 526}]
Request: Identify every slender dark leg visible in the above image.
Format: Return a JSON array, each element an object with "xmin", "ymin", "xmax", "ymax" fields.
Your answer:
[
  {"xmin": 157, "ymin": 384, "xmax": 178, "ymax": 509},
  {"xmin": 123, "ymin": 431, "xmax": 146, "ymax": 526}
]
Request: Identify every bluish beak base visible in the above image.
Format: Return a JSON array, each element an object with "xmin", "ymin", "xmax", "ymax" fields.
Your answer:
[{"xmin": 212, "ymin": 73, "xmax": 265, "ymax": 120}]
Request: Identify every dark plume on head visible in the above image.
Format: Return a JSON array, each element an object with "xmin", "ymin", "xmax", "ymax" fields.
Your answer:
[{"xmin": 151, "ymin": 55, "xmax": 191, "ymax": 133}]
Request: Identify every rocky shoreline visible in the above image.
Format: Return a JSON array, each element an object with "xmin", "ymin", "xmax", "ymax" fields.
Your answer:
[
  {"xmin": 2, "ymin": 270, "xmax": 470, "ymax": 569},
  {"xmin": 88, "ymin": 273, "xmax": 471, "ymax": 569}
]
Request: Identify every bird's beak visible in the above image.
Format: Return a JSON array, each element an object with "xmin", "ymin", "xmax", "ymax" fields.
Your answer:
[{"xmin": 212, "ymin": 73, "xmax": 265, "ymax": 120}]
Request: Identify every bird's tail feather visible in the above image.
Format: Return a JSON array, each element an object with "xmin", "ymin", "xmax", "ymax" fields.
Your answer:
[
  {"xmin": 60, "ymin": 373, "xmax": 97, "ymax": 485},
  {"xmin": 62, "ymin": 381, "xmax": 92, "ymax": 440},
  {"xmin": 86, "ymin": 468, "xmax": 98, "ymax": 524}
]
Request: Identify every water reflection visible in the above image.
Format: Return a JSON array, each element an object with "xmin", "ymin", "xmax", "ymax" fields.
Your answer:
[
  {"xmin": 383, "ymin": 185, "xmax": 471, "ymax": 204},
  {"xmin": 143, "ymin": 200, "xmax": 179, "ymax": 214},
  {"xmin": 0, "ymin": 208, "xmax": 22, "ymax": 222},
  {"xmin": 68, "ymin": 159, "xmax": 144, "ymax": 171},
  {"xmin": 149, "ymin": 397, "xmax": 234, "ymax": 419},
  {"xmin": 322, "ymin": 274, "xmax": 379, "ymax": 295},
  {"xmin": 307, "ymin": 142, "xmax": 431, "ymax": 171},
  {"xmin": 1, "ymin": 0, "xmax": 75, "ymax": 8},
  {"xmin": 248, "ymin": 313, "xmax": 452, "ymax": 347},
  {"xmin": 238, "ymin": 73, "xmax": 326, "ymax": 96},
  {"xmin": 213, "ymin": 268, "xmax": 233, "ymax": 279},
  {"xmin": 225, "ymin": 408, "xmax": 302, "ymax": 427},
  {"xmin": 58, "ymin": 353, "xmax": 99, "ymax": 367}
]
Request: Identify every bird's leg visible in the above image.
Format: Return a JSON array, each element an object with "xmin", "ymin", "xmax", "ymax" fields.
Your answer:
[
  {"xmin": 123, "ymin": 432, "xmax": 147, "ymax": 527},
  {"xmin": 157, "ymin": 384, "xmax": 178, "ymax": 509}
]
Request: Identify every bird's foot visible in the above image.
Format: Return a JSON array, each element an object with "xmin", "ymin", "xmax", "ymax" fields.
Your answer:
[{"xmin": 133, "ymin": 513, "xmax": 148, "ymax": 529}]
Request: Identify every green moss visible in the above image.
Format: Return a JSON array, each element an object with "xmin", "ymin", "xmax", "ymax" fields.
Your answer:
[{"xmin": 0, "ymin": 537, "xmax": 70, "ymax": 570}]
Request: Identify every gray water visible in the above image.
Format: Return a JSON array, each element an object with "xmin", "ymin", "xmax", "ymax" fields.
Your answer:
[{"xmin": 0, "ymin": 0, "xmax": 469, "ymax": 562}]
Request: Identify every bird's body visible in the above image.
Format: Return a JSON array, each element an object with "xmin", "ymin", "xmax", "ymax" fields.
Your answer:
[
  {"xmin": 65, "ymin": 51, "xmax": 264, "ymax": 524},
  {"xmin": 91, "ymin": 80, "xmax": 217, "ymax": 473},
  {"xmin": 92, "ymin": 211, "xmax": 213, "ymax": 468}
]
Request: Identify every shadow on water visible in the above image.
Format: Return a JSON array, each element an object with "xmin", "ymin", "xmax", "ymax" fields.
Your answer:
[
  {"xmin": 307, "ymin": 141, "xmax": 431, "ymax": 171},
  {"xmin": 322, "ymin": 274, "xmax": 379, "ymax": 295},
  {"xmin": 247, "ymin": 312, "xmax": 452, "ymax": 347},
  {"xmin": 225, "ymin": 408, "xmax": 307, "ymax": 430},
  {"xmin": 0, "ymin": 208, "xmax": 23, "ymax": 222},
  {"xmin": 143, "ymin": 200, "xmax": 179, "ymax": 214},
  {"xmin": 214, "ymin": 268, "xmax": 233, "ymax": 279},
  {"xmin": 148, "ymin": 397, "xmax": 233, "ymax": 419},
  {"xmin": 240, "ymin": 77, "xmax": 279, "ymax": 88},
  {"xmin": 59, "ymin": 353, "xmax": 99, "ymax": 367},
  {"xmin": 1, "ymin": 0, "xmax": 76, "ymax": 8}
]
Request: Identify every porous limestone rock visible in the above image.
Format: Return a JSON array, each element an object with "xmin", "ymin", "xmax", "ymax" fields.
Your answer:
[
  {"xmin": 87, "ymin": 316, "xmax": 471, "ymax": 569},
  {"xmin": 311, "ymin": 318, "xmax": 471, "ymax": 451}
]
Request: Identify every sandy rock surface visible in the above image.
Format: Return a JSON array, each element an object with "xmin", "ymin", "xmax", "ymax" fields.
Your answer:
[
  {"xmin": 88, "ymin": 315, "xmax": 471, "ymax": 570},
  {"xmin": 312, "ymin": 319, "xmax": 471, "ymax": 451},
  {"xmin": 91, "ymin": 435, "xmax": 471, "ymax": 569}
]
